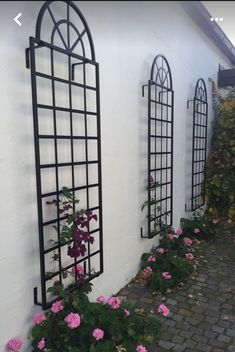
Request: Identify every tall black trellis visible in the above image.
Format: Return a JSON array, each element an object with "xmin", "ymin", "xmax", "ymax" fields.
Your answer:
[
  {"xmin": 187, "ymin": 78, "xmax": 208, "ymax": 211},
  {"xmin": 141, "ymin": 55, "xmax": 174, "ymax": 238},
  {"xmin": 26, "ymin": 0, "xmax": 103, "ymax": 309}
]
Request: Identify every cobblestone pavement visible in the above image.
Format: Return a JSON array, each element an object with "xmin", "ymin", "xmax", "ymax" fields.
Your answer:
[{"xmin": 118, "ymin": 231, "xmax": 235, "ymax": 351}]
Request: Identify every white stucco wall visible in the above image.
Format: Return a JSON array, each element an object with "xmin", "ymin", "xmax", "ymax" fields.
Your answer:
[{"xmin": 0, "ymin": 1, "xmax": 232, "ymax": 350}]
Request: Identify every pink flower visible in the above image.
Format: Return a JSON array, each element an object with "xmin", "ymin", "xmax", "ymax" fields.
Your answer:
[
  {"xmin": 147, "ymin": 255, "xmax": 156, "ymax": 262},
  {"xmin": 193, "ymin": 228, "xmax": 200, "ymax": 234},
  {"xmin": 92, "ymin": 328, "xmax": 104, "ymax": 340},
  {"xmin": 37, "ymin": 338, "xmax": 45, "ymax": 351},
  {"xmin": 107, "ymin": 296, "xmax": 121, "ymax": 309},
  {"xmin": 176, "ymin": 229, "xmax": 183, "ymax": 235},
  {"xmin": 97, "ymin": 295, "xmax": 106, "ymax": 304},
  {"xmin": 167, "ymin": 233, "xmax": 174, "ymax": 240},
  {"xmin": 32, "ymin": 312, "xmax": 46, "ymax": 325},
  {"xmin": 72, "ymin": 264, "xmax": 84, "ymax": 275},
  {"xmin": 136, "ymin": 345, "xmax": 148, "ymax": 352},
  {"xmin": 156, "ymin": 247, "xmax": 165, "ymax": 255},
  {"xmin": 6, "ymin": 338, "xmax": 23, "ymax": 352},
  {"xmin": 162, "ymin": 272, "xmax": 171, "ymax": 280},
  {"xmin": 183, "ymin": 237, "xmax": 193, "ymax": 246},
  {"xmin": 124, "ymin": 309, "xmax": 130, "ymax": 317},
  {"xmin": 185, "ymin": 253, "xmax": 194, "ymax": 261},
  {"xmin": 212, "ymin": 218, "xmax": 219, "ymax": 224},
  {"xmin": 158, "ymin": 304, "xmax": 170, "ymax": 317},
  {"xmin": 64, "ymin": 312, "xmax": 81, "ymax": 329},
  {"xmin": 51, "ymin": 300, "xmax": 64, "ymax": 313},
  {"xmin": 143, "ymin": 266, "xmax": 153, "ymax": 275}
]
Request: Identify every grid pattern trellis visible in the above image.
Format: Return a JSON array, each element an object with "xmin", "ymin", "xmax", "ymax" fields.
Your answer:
[
  {"xmin": 188, "ymin": 78, "xmax": 208, "ymax": 211},
  {"xmin": 141, "ymin": 55, "xmax": 174, "ymax": 239},
  {"xmin": 27, "ymin": 0, "xmax": 103, "ymax": 309}
]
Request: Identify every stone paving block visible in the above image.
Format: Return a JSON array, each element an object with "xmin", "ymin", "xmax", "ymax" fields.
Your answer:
[
  {"xmin": 166, "ymin": 298, "xmax": 177, "ymax": 306},
  {"xmin": 198, "ymin": 321, "xmax": 212, "ymax": 330},
  {"xmin": 192, "ymin": 334, "xmax": 208, "ymax": 344},
  {"xmin": 178, "ymin": 308, "xmax": 192, "ymax": 317},
  {"xmin": 179, "ymin": 330, "xmax": 193, "ymax": 339},
  {"xmin": 195, "ymin": 342, "xmax": 212, "ymax": 351},
  {"xmin": 185, "ymin": 316, "xmax": 200, "ymax": 326},
  {"xmin": 158, "ymin": 339, "xmax": 175, "ymax": 350},
  {"xmin": 226, "ymin": 329, "xmax": 235, "ymax": 337},
  {"xmin": 205, "ymin": 316, "xmax": 219, "ymax": 324},
  {"xmin": 171, "ymin": 335, "xmax": 184, "ymax": 344},
  {"xmin": 140, "ymin": 296, "xmax": 153, "ymax": 304},
  {"xmin": 184, "ymin": 339, "xmax": 197, "ymax": 349},
  {"xmin": 228, "ymin": 346, "xmax": 235, "ymax": 352},
  {"xmin": 172, "ymin": 344, "xmax": 187, "ymax": 352},
  {"xmin": 217, "ymin": 333, "xmax": 231, "ymax": 343},
  {"xmin": 204, "ymin": 330, "xmax": 218, "ymax": 339},
  {"xmin": 127, "ymin": 298, "xmax": 137, "ymax": 305},
  {"xmin": 212, "ymin": 325, "xmax": 225, "ymax": 334},
  {"xmin": 208, "ymin": 338, "xmax": 226, "ymax": 348},
  {"xmin": 217, "ymin": 319, "xmax": 231, "ymax": 329},
  {"xmin": 118, "ymin": 288, "xmax": 130, "ymax": 296}
]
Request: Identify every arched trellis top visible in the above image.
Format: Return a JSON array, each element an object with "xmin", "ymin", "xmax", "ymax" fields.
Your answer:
[
  {"xmin": 150, "ymin": 55, "xmax": 173, "ymax": 90},
  {"xmin": 194, "ymin": 78, "xmax": 207, "ymax": 102},
  {"xmin": 35, "ymin": 0, "xmax": 96, "ymax": 60}
]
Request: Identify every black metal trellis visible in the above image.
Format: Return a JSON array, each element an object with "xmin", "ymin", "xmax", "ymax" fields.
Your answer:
[
  {"xmin": 141, "ymin": 55, "xmax": 174, "ymax": 238},
  {"xmin": 26, "ymin": 0, "xmax": 103, "ymax": 309},
  {"xmin": 187, "ymin": 78, "xmax": 208, "ymax": 211}
]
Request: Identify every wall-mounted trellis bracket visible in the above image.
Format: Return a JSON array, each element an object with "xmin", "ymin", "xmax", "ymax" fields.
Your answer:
[
  {"xmin": 141, "ymin": 55, "xmax": 174, "ymax": 239},
  {"xmin": 186, "ymin": 78, "xmax": 208, "ymax": 212},
  {"xmin": 27, "ymin": 0, "xmax": 103, "ymax": 309}
]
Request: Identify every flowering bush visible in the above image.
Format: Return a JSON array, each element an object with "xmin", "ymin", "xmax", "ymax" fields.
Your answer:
[
  {"xmin": 28, "ymin": 281, "xmax": 161, "ymax": 352},
  {"xmin": 138, "ymin": 228, "xmax": 194, "ymax": 292},
  {"xmin": 180, "ymin": 210, "xmax": 220, "ymax": 241}
]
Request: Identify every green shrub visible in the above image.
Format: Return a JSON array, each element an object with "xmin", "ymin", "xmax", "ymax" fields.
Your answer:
[
  {"xmin": 180, "ymin": 210, "xmax": 220, "ymax": 241},
  {"xmin": 206, "ymin": 82, "xmax": 235, "ymax": 223},
  {"xmin": 30, "ymin": 282, "xmax": 161, "ymax": 352},
  {"xmin": 139, "ymin": 227, "xmax": 194, "ymax": 292}
]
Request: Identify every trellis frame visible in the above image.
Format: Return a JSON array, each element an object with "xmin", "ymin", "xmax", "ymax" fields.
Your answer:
[
  {"xmin": 187, "ymin": 78, "xmax": 208, "ymax": 211},
  {"xmin": 26, "ymin": 0, "xmax": 103, "ymax": 309},
  {"xmin": 141, "ymin": 55, "xmax": 174, "ymax": 238}
]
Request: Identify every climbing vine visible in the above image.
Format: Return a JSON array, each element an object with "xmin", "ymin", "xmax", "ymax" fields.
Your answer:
[{"xmin": 206, "ymin": 81, "xmax": 235, "ymax": 223}]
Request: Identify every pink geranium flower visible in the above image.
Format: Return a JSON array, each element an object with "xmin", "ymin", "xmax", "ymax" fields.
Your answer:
[
  {"xmin": 37, "ymin": 338, "xmax": 45, "ymax": 351},
  {"xmin": 167, "ymin": 233, "xmax": 174, "ymax": 240},
  {"xmin": 147, "ymin": 255, "xmax": 156, "ymax": 262},
  {"xmin": 183, "ymin": 237, "xmax": 193, "ymax": 246},
  {"xmin": 136, "ymin": 345, "xmax": 148, "ymax": 352},
  {"xmin": 51, "ymin": 300, "xmax": 64, "ymax": 313},
  {"xmin": 92, "ymin": 328, "xmax": 104, "ymax": 340},
  {"xmin": 143, "ymin": 266, "xmax": 153, "ymax": 275},
  {"xmin": 193, "ymin": 228, "xmax": 200, "ymax": 234},
  {"xmin": 32, "ymin": 312, "xmax": 46, "ymax": 325},
  {"xmin": 158, "ymin": 304, "xmax": 170, "ymax": 317},
  {"xmin": 162, "ymin": 272, "xmax": 171, "ymax": 280},
  {"xmin": 6, "ymin": 338, "xmax": 23, "ymax": 352},
  {"xmin": 185, "ymin": 253, "xmax": 194, "ymax": 261},
  {"xmin": 97, "ymin": 295, "xmax": 106, "ymax": 304},
  {"xmin": 176, "ymin": 228, "xmax": 183, "ymax": 235},
  {"xmin": 72, "ymin": 264, "xmax": 84, "ymax": 275},
  {"xmin": 64, "ymin": 312, "xmax": 81, "ymax": 329},
  {"xmin": 156, "ymin": 247, "xmax": 165, "ymax": 255},
  {"xmin": 107, "ymin": 296, "xmax": 121, "ymax": 309},
  {"xmin": 212, "ymin": 218, "xmax": 219, "ymax": 224},
  {"xmin": 124, "ymin": 309, "xmax": 130, "ymax": 317}
]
